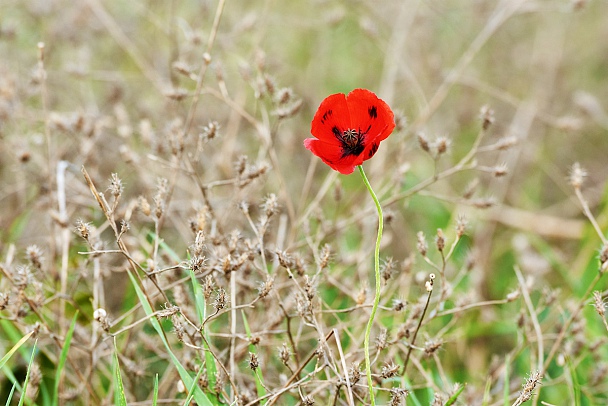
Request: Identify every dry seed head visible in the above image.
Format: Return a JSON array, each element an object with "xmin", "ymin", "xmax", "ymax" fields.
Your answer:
[
  {"xmin": 213, "ymin": 288, "xmax": 228, "ymax": 311},
  {"xmin": 390, "ymin": 388, "xmax": 408, "ymax": 405},
  {"xmin": 456, "ymin": 215, "xmax": 468, "ymax": 238},
  {"xmin": 273, "ymin": 98, "xmax": 303, "ymax": 119},
  {"xmin": 424, "ymin": 338, "xmax": 443, "ymax": 355},
  {"xmin": 435, "ymin": 229, "xmax": 445, "ymax": 252},
  {"xmin": 275, "ymin": 250, "xmax": 294, "ymax": 269},
  {"xmin": 593, "ymin": 291, "xmax": 605, "ymax": 317},
  {"xmin": 248, "ymin": 352, "xmax": 259, "ymax": 371},
  {"xmin": 201, "ymin": 121, "xmax": 220, "ymax": 141},
  {"xmin": 375, "ymin": 328, "xmax": 389, "ymax": 351},
  {"xmin": 227, "ymin": 229, "xmax": 241, "ymax": 253},
  {"xmin": 274, "ymin": 87, "xmax": 293, "ymax": 105},
  {"xmin": 301, "ymin": 395, "xmax": 314, "ymax": 406},
  {"xmin": 381, "ymin": 257, "xmax": 396, "ymax": 282},
  {"xmin": 568, "ymin": 162, "xmax": 587, "ymax": 189},
  {"xmin": 430, "ymin": 393, "xmax": 444, "ymax": 406},
  {"xmin": 234, "ymin": 155, "xmax": 248, "ymax": 176},
  {"xmin": 25, "ymin": 245, "xmax": 44, "ymax": 270},
  {"xmin": 392, "ymin": 299, "xmax": 406, "ymax": 311},
  {"xmin": 417, "ymin": 132, "xmax": 430, "ymax": 152},
  {"xmin": 188, "ymin": 254, "xmax": 206, "ymax": 274},
  {"xmin": 278, "ymin": 343, "xmax": 291, "ymax": 365},
  {"xmin": 189, "ymin": 207, "xmax": 208, "ymax": 233},
  {"xmin": 138, "ymin": 196, "xmax": 151, "ymax": 217},
  {"xmin": 158, "ymin": 303, "xmax": 179, "ymax": 318},
  {"xmin": 416, "ymin": 231, "xmax": 427, "ymax": 257},
  {"xmin": 75, "ymin": 219, "xmax": 92, "ymax": 241},
  {"xmin": 172, "ymin": 314, "xmax": 185, "ymax": 341},
  {"xmin": 356, "ymin": 285, "xmax": 367, "ymax": 305},
  {"xmin": 203, "ymin": 274, "xmax": 215, "ymax": 300},
  {"xmin": 14, "ymin": 265, "xmax": 32, "ymax": 289},
  {"xmin": 261, "ymin": 193, "xmax": 279, "ymax": 217},
  {"xmin": 263, "ymin": 74, "xmax": 276, "ymax": 96},
  {"xmin": 319, "ymin": 244, "xmax": 331, "ymax": 269},
  {"xmin": 434, "ymin": 136, "xmax": 451, "ymax": 156},
  {"xmin": 480, "ymin": 105, "xmax": 495, "ymax": 130},
  {"xmin": 191, "ymin": 230, "xmax": 206, "ymax": 257},
  {"xmin": 515, "ymin": 371, "xmax": 542, "ymax": 405},
  {"xmin": 348, "ymin": 362, "xmax": 361, "ymax": 385},
  {"xmin": 381, "ymin": 361, "xmax": 399, "ymax": 379},
  {"xmin": 257, "ymin": 275, "xmax": 274, "ymax": 298}
]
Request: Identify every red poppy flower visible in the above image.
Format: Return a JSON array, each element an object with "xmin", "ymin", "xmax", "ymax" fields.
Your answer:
[{"xmin": 304, "ymin": 88, "xmax": 395, "ymax": 175}]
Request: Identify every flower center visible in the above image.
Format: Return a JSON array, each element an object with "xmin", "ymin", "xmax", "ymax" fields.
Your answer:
[{"xmin": 342, "ymin": 129, "xmax": 361, "ymax": 147}]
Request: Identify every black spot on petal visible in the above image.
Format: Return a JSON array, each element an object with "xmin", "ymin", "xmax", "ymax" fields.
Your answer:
[
  {"xmin": 332, "ymin": 126, "xmax": 341, "ymax": 139},
  {"xmin": 321, "ymin": 109, "xmax": 333, "ymax": 124},
  {"xmin": 368, "ymin": 142, "xmax": 379, "ymax": 158},
  {"xmin": 368, "ymin": 106, "xmax": 377, "ymax": 119}
]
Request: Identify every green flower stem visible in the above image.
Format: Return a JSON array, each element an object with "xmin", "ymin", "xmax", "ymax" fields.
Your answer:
[{"xmin": 357, "ymin": 165, "xmax": 383, "ymax": 405}]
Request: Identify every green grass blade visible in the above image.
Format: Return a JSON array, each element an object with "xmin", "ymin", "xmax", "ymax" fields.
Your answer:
[
  {"xmin": 5, "ymin": 384, "xmax": 16, "ymax": 406},
  {"xmin": 113, "ymin": 341, "xmax": 128, "ymax": 406},
  {"xmin": 445, "ymin": 383, "xmax": 465, "ymax": 406},
  {"xmin": 126, "ymin": 271, "xmax": 213, "ymax": 406},
  {"xmin": 503, "ymin": 355, "xmax": 510, "ymax": 406},
  {"xmin": 183, "ymin": 363, "xmax": 207, "ymax": 406},
  {"xmin": 0, "ymin": 331, "xmax": 33, "ymax": 370},
  {"xmin": 18, "ymin": 340, "xmax": 37, "ymax": 406},
  {"xmin": 53, "ymin": 312, "xmax": 78, "ymax": 406},
  {"xmin": 189, "ymin": 268, "xmax": 217, "ymax": 392},
  {"xmin": 242, "ymin": 310, "xmax": 266, "ymax": 399},
  {"xmin": 567, "ymin": 356, "xmax": 581, "ymax": 406},
  {"xmin": 481, "ymin": 375, "xmax": 492, "ymax": 406},
  {"xmin": 152, "ymin": 374, "xmax": 159, "ymax": 406},
  {"xmin": 189, "ymin": 268, "xmax": 206, "ymax": 325}
]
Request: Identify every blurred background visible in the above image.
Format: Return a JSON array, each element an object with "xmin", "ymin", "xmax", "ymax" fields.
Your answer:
[{"xmin": 1, "ymin": 0, "xmax": 607, "ymax": 404}]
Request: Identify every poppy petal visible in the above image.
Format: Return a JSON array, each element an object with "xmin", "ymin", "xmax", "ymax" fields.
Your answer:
[
  {"xmin": 304, "ymin": 138, "xmax": 360, "ymax": 174},
  {"xmin": 310, "ymin": 93, "xmax": 351, "ymax": 145},
  {"xmin": 345, "ymin": 89, "xmax": 395, "ymax": 144}
]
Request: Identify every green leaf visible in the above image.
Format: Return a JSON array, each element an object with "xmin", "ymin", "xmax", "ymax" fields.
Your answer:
[
  {"xmin": 5, "ymin": 384, "xmax": 16, "ymax": 406},
  {"xmin": 445, "ymin": 383, "xmax": 465, "ymax": 406},
  {"xmin": 0, "ymin": 331, "xmax": 33, "ymax": 370},
  {"xmin": 18, "ymin": 340, "xmax": 37, "ymax": 406},
  {"xmin": 152, "ymin": 374, "xmax": 159, "ymax": 406},
  {"xmin": 183, "ymin": 363, "xmax": 207, "ymax": 406},
  {"xmin": 53, "ymin": 312, "xmax": 78, "ymax": 406},
  {"xmin": 113, "ymin": 340, "xmax": 128, "ymax": 406},
  {"xmin": 503, "ymin": 355, "xmax": 510, "ymax": 406}
]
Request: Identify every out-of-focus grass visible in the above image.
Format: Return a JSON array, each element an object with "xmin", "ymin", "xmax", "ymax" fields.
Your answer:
[{"xmin": 1, "ymin": 0, "xmax": 607, "ymax": 405}]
